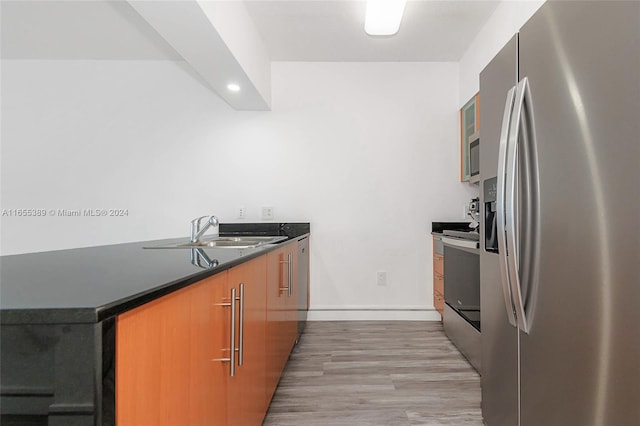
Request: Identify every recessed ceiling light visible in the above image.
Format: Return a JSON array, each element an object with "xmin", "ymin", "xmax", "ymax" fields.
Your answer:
[
  {"xmin": 227, "ymin": 83, "xmax": 241, "ymax": 92},
  {"xmin": 364, "ymin": 0, "xmax": 406, "ymax": 36}
]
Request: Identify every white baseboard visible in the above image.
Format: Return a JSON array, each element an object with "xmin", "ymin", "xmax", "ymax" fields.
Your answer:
[{"xmin": 307, "ymin": 307, "xmax": 442, "ymax": 321}]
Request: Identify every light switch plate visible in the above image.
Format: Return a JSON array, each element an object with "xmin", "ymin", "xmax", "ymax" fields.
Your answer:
[{"xmin": 261, "ymin": 206, "xmax": 274, "ymax": 220}]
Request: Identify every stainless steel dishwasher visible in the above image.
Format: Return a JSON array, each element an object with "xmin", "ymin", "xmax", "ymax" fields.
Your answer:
[{"xmin": 296, "ymin": 236, "xmax": 310, "ymax": 341}]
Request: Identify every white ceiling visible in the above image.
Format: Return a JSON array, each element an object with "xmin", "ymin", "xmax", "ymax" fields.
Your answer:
[
  {"xmin": 1, "ymin": 0, "xmax": 502, "ymax": 109},
  {"xmin": 2, "ymin": 0, "xmax": 501, "ymax": 62},
  {"xmin": 244, "ymin": 0, "xmax": 502, "ymax": 61},
  {"xmin": 0, "ymin": 1, "xmax": 182, "ymax": 60}
]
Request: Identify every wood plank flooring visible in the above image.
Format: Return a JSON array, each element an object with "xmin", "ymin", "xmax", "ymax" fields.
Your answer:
[{"xmin": 263, "ymin": 321, "xmax": 482, "ymax": 426}]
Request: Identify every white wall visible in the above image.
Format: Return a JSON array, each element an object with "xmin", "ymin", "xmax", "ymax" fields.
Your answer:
[
  {"xmin": 270, "ymin": 62, "xmax": 477, "ymax": 319},
  {"xmin": 458, "ymin": 0, "xmax": 545, "ymax": 106},
  {"xmin": 1, "ymin": 59, "xmax": 476, "ymax": 319},
  {"xmin": 1, "ymin": 60, "xmax": 226, "ymax": 251}
]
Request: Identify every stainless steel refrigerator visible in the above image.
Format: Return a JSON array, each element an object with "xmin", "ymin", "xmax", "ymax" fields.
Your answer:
[{"xmin": 479, "ymin": 2, "xmax": 640, "ymax": 425}]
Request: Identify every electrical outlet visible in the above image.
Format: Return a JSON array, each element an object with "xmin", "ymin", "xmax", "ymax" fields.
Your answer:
[
  {"xmin": 261, "ymin": 206, "xmax": 274, "ymax": 220},
  {"xmin": 237, "ymin": 207, "xmax": 246, "ymax": 219},
  {"xmin": 377, "ymin": 271, "xmax": 387, "ymax": 286},
  {"xmin": 463, "ymin": 204, "xmax": 470, "ymax": 219}
]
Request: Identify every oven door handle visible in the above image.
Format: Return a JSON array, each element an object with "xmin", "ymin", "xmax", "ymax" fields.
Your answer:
[{"xmin": 441, "ymin": 236, "xmax": 479, "ymax": 250}]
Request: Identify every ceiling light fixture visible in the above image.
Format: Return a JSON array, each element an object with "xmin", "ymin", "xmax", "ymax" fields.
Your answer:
[
  {"xmin": 364, "ymin": 0, "xmax": 406, "ymax": 36},
  {"xmin": 227, "ymin": 83, "xmax": 241, "ymax": 92}
]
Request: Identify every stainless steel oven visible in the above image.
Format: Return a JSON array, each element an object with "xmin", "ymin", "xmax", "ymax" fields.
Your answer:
[{"xmin": 441, "ymin": 232, "xmax": 481, "ymax": 372}]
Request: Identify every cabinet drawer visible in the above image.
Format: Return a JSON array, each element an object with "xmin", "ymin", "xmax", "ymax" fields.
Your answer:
[
  {"xmin": 434, "ymin": 273, "xmax": 444, "ymax": 295},
  {"xmin": 433, "ymin": 256, "xmax": 444, "ymax": 276},
  {"xmin": 434, "ymin": 290, "xmax": 444, "ymax": 314},
  {"xmin": 433, "ymin": 238, "xmax": 444, "ymax": 256}
]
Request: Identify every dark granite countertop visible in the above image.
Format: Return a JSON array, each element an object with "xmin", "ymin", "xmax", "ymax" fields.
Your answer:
[{"xmin": 0, "ymin": 223, "xmax": 309, "ymax": 325}]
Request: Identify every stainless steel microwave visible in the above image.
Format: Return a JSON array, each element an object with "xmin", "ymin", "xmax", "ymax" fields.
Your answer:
[{"xmin": 468, "ymin": 131, "xmax": 480, "ymax": 184}]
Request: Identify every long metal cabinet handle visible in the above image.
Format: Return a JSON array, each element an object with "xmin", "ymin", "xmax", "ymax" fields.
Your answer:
[
  {"xmin": 238, "ymin": 283, "xmax": 244, "ymax": 366},
  {"xmin": 280, "ymin": 257, "xmax": 291, "ymax": 294},
  {"xmin": 229, "ymin": 287, "xmax": 237, "ymax": 376},
  {"xmin": 506, "ymin": 77, "xmax": 537, "ymax": 334},
  {"xmin": 212, "ymin": 288, "xmax": 237, "ymax": 376},
  {"xmin": 496, "ymin": 85, "xmax": 518, "ymax": 328},
  {"xmin": 288, "ymin": 253, "xmax": 293, "ymax": 297}
]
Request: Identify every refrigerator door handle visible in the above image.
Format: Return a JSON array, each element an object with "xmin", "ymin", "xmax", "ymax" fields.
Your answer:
[
  {"xmin": 496, "ymin": 85, "xmax": 518, "ymax": 328},
  {"xmin": 506, "ymin": 76, "xmax": 538, "ymax": 334}
]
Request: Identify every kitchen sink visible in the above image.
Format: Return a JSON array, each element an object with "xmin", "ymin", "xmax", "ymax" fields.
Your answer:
[{"xmin": 145, "ymin": 235, "xmax": 288, "ymax": 249}]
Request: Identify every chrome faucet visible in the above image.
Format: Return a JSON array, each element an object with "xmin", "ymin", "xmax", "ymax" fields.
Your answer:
[{"xmin": 190, "ymin": 215, "xmax": 219, "ymax": 243}]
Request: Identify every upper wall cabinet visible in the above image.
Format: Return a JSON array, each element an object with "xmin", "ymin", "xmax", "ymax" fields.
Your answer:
[{"xmin": 460, "ymin": 93, "xmax": 480, "ymax": 182}]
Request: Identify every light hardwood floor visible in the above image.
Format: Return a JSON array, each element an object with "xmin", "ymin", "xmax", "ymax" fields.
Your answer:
[{"xmin": 263, "ymin": 321, "xmax": 482, "ymax": 426}]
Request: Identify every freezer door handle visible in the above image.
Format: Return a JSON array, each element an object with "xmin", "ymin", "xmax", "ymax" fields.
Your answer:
[
  {"xmin": 506, "ymin": 76, "xmax": 540, "ymax": 334},
  {"xmin": 496, "ymin": 85, "xmax": 518, "ymax": 328}
]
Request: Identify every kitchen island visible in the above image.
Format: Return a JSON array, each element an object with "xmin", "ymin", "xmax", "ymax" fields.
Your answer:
[{"xmin": 0, "ymin": 223, "xmax": 310, "ymax": 425}]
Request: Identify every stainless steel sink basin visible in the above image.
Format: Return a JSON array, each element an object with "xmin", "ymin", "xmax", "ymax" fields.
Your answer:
[{"xmin": 145, "ymin": 235, "xmax": 288, "ymax": 249}]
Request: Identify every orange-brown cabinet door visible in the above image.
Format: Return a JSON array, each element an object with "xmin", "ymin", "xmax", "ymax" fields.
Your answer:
[
  {"xmin": 209, "ymin": 272, "xmax": 231, "ymax": 424},
  {"xmin": 227, "ymin": 256, "xmax": 268, "ymax": 426},
  {"xmin": 286, "ymin": 243, "xmax": 298, "ymax": 346},
  {"xmin": 117, "ymin": 273, "xmax": 227, "ymax": 425},
  {"xmin": 265, "ymin": 245, "xmax": 288, "ymax": 404}
]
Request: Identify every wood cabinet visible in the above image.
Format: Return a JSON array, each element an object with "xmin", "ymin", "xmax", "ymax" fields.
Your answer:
[
  {"xmin": 116, "ymin": 272, "xmax": 226, "ymax": 425},
  {"xmin": 265, "ymin": 241, "xmax": 298, "ymax": 405},
  {"xmin": 460, "ymin": 93, "xmax": 480, "ymax": 182},
  {"xmin": 116, "ymin": 256, "xmax": 269, "ymax": 426},
  {"xmin": 433, "ymin": 236, "xmax": 445, "ymax": 318},
  {"xmin": 116, "ymin": 243, "xmax": 302, "ymax": 426},
  {"xmin": 226, "ymin": 256, "xmax": 268, "ymax": 426}
]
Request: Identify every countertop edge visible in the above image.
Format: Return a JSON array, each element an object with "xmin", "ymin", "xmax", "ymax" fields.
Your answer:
[{"xmin": 1, "ymin": 227, "xmax": 310, "ymax": 325}]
